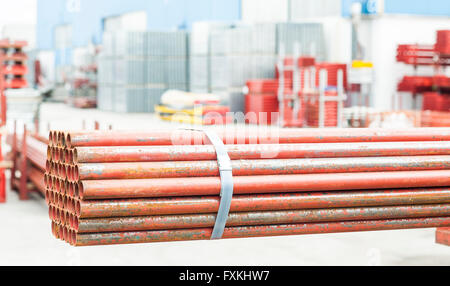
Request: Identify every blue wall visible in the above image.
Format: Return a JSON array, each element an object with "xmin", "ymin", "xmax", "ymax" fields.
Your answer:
[
  {"xmin": 341, "ymin": 0, "xmax": 450, "ymax": 17},
  {"xmin": 38, "ymin": 0, "xmax": 449, "ymax": 50},
  {"xmin": 384, "ymin": 0, "xmax": 450, "ymax": 17},
  {"xmin": 37, "ymin": 0, "xmax": 241, "ymax": 50}
]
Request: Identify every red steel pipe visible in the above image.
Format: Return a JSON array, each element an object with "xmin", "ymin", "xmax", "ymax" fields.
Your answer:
[
  {"xmin": 71, "ymin": 217, "xmax": 450, "ymax": 246},
  {"xmin": 63, "ymin": 128, "xmax": 450, "ymax": 148},
  {"xmin": 12, "ymin": 134, "xmax": 48, "ymax": 171},
  {"xmin": 28, "ymin": 167, "xmax": 46, "ymax": 195},
  {"xmin": 436, "ymin": 227, "xmax": 450, "ymax": 246},
  {"xmin": 77, "ymin": 188, "xmax": 450, "ymax": 218},
  {"xmin": 43, "ymin": 128, "xmax": 450, "ymax": 246},
  {"xmin": 79, "ymin": 170, "xmax": 450, "ymax": 199},
  {"xmin": 74, "ymin": 204, "xmax": 450, "ymax": 233},
  {"xmin": 75, "ymin": 156, "xmax": 450, "ymax": 180},
  {"xmin": 73, "ymin": 141, "xmax": 450, "ymax": 163}
]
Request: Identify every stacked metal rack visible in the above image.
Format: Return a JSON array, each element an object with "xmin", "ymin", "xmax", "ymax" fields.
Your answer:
[
  {"xmin": 434, "ymin": 30, "xmax": 450, "ymax": 246},
  {"xmin": 68, "ymin": 46, "xmax": 100, "ymax": 108},
  {"xmin": 192, "ymin": 22, "xmax": 326, "ymax": 113},
  {"xmin": 0, "ymin": 39, "xmax": 28, "ymax": 90},
  {"xmin": 244, "ymin": 48, "xmax": 347, "ymax": 128},
  {"xmin": 245, "ymin": 79, "xmax": 290, "ymax": 125},
  {"xmin": 0, "ymin": 53, "xmax": 5, "ymax": 126},
  {"xmin": 0, "ymin": 40, "xmax": 29, "ymax": 126},
  {"xmin": 6, "ymin": 121, "xmax": 47, "ymax": 200},
  {"xmin": 276, "ymin": 44, "xmax": 347, "ymax": 128},
  {"xmin": 5, "ymin": 119, "xmax": 108, "ymax": 202},
  {"xmin": 98, "ymin": 31, "xmax": 189, "ymax": 113},
  {"xmin": 0, "ymin": 40, "xmax": 29, "ymax": 202},
  {"xmin": 395, "ymin": 30, "xmax": 450, "ymax": 111}
]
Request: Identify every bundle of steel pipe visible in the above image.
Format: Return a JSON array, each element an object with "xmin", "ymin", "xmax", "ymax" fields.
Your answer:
[
  {"xmin": 7, "ymin": 126, "xmax": 48, "ymax": 198},
  {"xmin": 44, "ymin": 128, "xmax": 450, "ymax": 246}
]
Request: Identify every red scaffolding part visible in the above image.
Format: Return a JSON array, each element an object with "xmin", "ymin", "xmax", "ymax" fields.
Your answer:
[{"xmin": 436, "ymin": 227, "xmax": 450, "ymax": 246}]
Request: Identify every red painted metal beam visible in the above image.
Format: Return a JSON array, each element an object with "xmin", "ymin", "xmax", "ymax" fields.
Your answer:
[
  {"xmin": 74, "ymin": 156, "xmax": 450, "ymax": 180},
  {"xmin": 71, "ymin": 217, "xmax": 450, "ymax": 246},
  {"xmin": 436, "ymin": 227, "xmax": 450, "ymax": 246},
  {"xmin": 79, "ymin": 170, "xmax": 450, "ymax": 199},
  {"xmin": 19, "ymin": 127, "xmax": 28, "ymax": 200},
  {"xmin": 74, "ymin": 204, "xmax": 450, "ymax": 233},
  {"xmin": 28, "ymin": 166, "xmax": 46, "ymax": 195},
  {"xmin": 9, "ymin": 121, "xmax": 17, "ymax": 191},
  {"xmin": 63, "ymin": 128, "xmax": 450, "ymax": 148},
  {"xmin": 72, "ymin": 141, "xmax": 450, "ymax": 163},
  {"xmin": 43, "ymin": 128, "xmax": 450, "ymax": 246},
  {"xmin": 77, "ymin": 188, "xmax": 450, "ymax": 218}
]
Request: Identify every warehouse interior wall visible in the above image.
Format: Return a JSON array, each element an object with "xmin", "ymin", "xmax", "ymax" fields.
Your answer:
[
  {"xmin": 341, "ymin": 0, "xmax": 450, "ymax": 17},
  {"xmin": 103, "ymin": 11, "xmax": 148, "ymax": 32},
  {"xmin": 241, "ymin": 0, "xmax": 342, "ymax": 23},
  {"xmin": 36, "ymin": 0, "xmax": 241, "ymax": 50},
  {"xmin": 0, "ymin": 0, "xmax": 37, "ymax": 48},
  {"xmin": 368, "ymin": 15, "xmax": 450, "ymax": 110},
  {"xmin": 241, "ymin": 0, "xmax": 450, "ymax": 110},
  {"xmin": 241, "ymin": 0, "xmax": 289, "ymax": 23}
]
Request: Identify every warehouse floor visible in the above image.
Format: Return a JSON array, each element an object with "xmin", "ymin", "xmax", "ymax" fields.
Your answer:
[{"xmin": 1, "ymin": 103, "xmax": 450, "ymax": 266}]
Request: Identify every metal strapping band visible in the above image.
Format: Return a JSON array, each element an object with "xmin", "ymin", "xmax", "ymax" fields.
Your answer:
[{"xmin": 181, "ymin": 128, "xmax": 234, "ymax": 239}]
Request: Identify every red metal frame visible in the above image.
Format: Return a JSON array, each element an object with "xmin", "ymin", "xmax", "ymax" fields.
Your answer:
[
  {"xmin": 9, "ymin": 121, "xmax": 17, "ymax": 191},
  {"xmin": 0, "ymin": 52, "xmax": 6, "ymax": 126},
  {"xmin": 0, "ymin": 53, "xmax": 5, "ymax": 202},
  {"xmin": 0, "ymin": 134, "xmax": 5, "ymax": 203},
  {"xmin": 9, "ymin": 124, "xmax": 33, "ymax": 200},
  {"xmin": 7, "ymin": 119, "xmax": 95, "ymax": 203},
  {"xmin": 19, "ymin": 126, "xmax": 29, "ymax": 200},
  {"xmin": 436, "ymin": 227, "xmax": 450, "ymax": 246}
]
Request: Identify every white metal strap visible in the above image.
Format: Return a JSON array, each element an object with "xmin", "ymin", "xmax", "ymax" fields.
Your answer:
[{"xmin": 181, "ymin": 128, "xmax": 234, "ymax": 239}]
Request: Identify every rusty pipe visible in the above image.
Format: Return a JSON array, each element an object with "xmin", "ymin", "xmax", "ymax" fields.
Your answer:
[
  {"xmin": 72, "ymin": 141, "xmax": 450, "ymax": 163},
  {"xmin": 25, "ymin": 136, "xmax": 47, "ymax": 170},
  {"xmin": 79, "ymin": 170, "xmax": 450, "ymax": 199},
  {"xmin": 28, "ymin": 167, "xmax": 46, "ymax": 194},
  {"xmin": 71, "ymin": 217, "xmax": 450, "ymax": 246},
  {"xmin": 76, "ymin": 188, "xmax": 450, "ymax": 218},
  {"xmin": 75, "ymin": 156, "xmax": 450, "ymax": 180},
  {"xmin": 62, "ymin": 128, "xmax": 450, "ymax": 148},
  {"xmin": 74, "ymin": 204, "xmax": 450, "ymax": 233}
]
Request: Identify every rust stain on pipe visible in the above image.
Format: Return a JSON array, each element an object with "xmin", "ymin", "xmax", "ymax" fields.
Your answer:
[
  {"xmin": 76, "ymin": 156, "xmax": 450, "ymax": 180},
  {"xmin": 77, "ymin": 188, "xmax": 450, "ymax": 218},
  {"xmin": 79, "ymin": 170, "xmax": 450, "ymax": 199},
  {"xmin": 72, "ymin": 217, "xmax": 450, "ymax": 246},
  {"xmin": 75, "ymin": 204, "xmax": 450, "ymax": 233},
  {"xmin": 64, "ymin": 128, "xmax": 450, "ymax": 148},
  {"xmin": 73, "ymin": 141, "xmax": 450, "ymax": 163}
]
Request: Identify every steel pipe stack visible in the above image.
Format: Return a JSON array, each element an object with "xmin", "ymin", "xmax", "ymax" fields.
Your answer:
[
  {"xmin": 7, "ymin": 126, "xmax": 48, "ymax": 198},
  {"xmin": 25, "ymin": 135, "xmax": 47, "ymax": 195},
  {"xmin": 44, "ymin": 128, "xmax": 450, "ymax": 246}
]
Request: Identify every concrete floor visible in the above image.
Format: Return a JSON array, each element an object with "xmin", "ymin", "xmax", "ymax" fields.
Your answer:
[{"xmin": 1, "ymin": 103, "xmax": 449, "ymax": 266}]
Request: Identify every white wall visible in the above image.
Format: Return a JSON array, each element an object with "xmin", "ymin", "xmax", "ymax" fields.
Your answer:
[
  {"xmin": 241, "ymin": 0, "xmax": 289, "ymax": 23},
  {"xmin": 241, "ymin": 0, "xmax": 352, "ymax": 63},
  {"xmin": 104, "ymin": 11, "xmax": 148, "ymax": 32},
  {"xmin": 0, "ymin": 0, "xmax": 37, "ymax": 48},
  {"xmin": 2, "ymin": 24, "xmax": 36, "ymax": 49},
  {"xmin": 291, "ymin": 0, "xmax": 341, "ymax": 19},
  {"xmin": 242, "ymin": 0, "xmax": 450, "ymax": 110},
  {"xmin": 369, "ymin": 15, "xmax": 450, "ymax": 110},
  {"xmin": 242, "ymin": 0, "xmax": 341, "ymax": 22}
]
